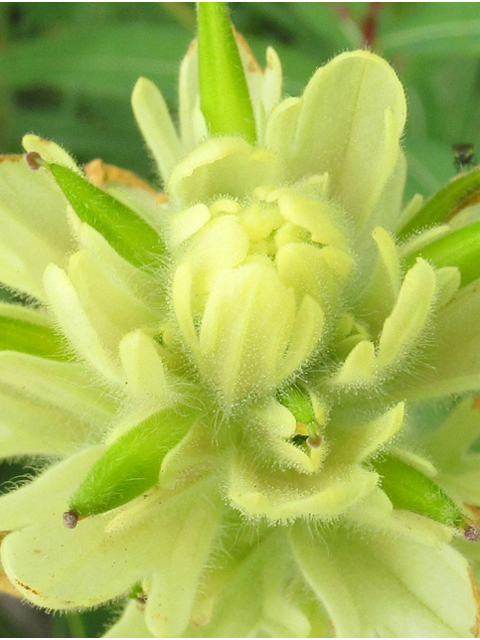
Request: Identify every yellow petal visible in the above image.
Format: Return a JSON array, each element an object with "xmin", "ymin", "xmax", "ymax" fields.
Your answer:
[
  {"xmin": 103, "ymin": 601, "xmax": 154, "ymax": 638},
  {"xmin": 332, "ymin": 340, "xmax": 377, "ymax": 386},
  {"xmin": 43, "ymin": 264, "xmax": 121, "ymax": 382},
  {"xmin": 0, "ymin": 156, "xmax": 72, "ymax": 300},
  {"xmin": 291, "ymin": 515, "xmax": 477, "ymax": 637},
  {"xmin": 119, "ymin": 330, "xmax": 170, "ymax": 402},
  {"xmin": 377, "ymin": 258, "xmax": 436, "ymax": 370},
  {"xmin": 288, "ymin": 51, "xmax": 406, "ymax": 227},
  {"xmin": 168, "ymin": 137, "xmax": 278, "ymax": 205},
  {"xmin": 131, "ymin": 77, "xmax": 183, "ymax": 184}
]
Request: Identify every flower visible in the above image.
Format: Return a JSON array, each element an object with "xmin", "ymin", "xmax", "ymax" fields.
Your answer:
[{"xmin": 0, "ymin": 3, "xmax": 480, "ymax": 637}]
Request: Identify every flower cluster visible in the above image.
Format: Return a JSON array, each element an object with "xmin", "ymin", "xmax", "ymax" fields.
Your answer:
[{"xmin": 0, "ymin": 5, "xmax": 480, "ymax": 637}]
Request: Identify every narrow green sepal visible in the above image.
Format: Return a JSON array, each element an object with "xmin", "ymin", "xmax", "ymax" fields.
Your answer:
[
  {"xmin": 372, "ymin": 454, "xmax": 465, "ymax": 529},
  {"xmin": 67, "ymin": 409, "xmax": 193, "ymax": 520},
  {"xmin": 404, "ymin": 220, "xmax": 480, "ymax": 287},
  {"xmin": 197, "ymin": 2, "xmax": 257, "ymax": 143},
  {"xmin": 399, "ymin": 166, "xmax": 480, "ymax": 241},
  {"xmin": 49, "ymin": 163, "xmax": 165, "ymax": 269},
  {"xmin": 0, "ymin": 315, "xmax": 66, "ymax": 360}
]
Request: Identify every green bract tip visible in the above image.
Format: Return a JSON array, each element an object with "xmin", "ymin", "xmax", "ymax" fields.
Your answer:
[{"xmin": 197, "ymin": 2, "xmax": 257, "ymax": 144}]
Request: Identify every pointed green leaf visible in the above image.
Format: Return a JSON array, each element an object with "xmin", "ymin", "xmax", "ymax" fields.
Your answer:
[
  {"xmin": 197, "ymin": 2, "xmax": 257, "ymax": 143},
  {"xmin": 399, "ymin": 167, "xmax": 480, "ymax": 241},
  {"xmin": 404, "ymin": 221, "xmax": 480, "ymax": 287},
  {"xmin": 48, "ymin": 163, "xmax": 165, "ymax": 269},
  {"xmin": 67, "ymin": 409, "xmax": 193, "ymax": 520}
]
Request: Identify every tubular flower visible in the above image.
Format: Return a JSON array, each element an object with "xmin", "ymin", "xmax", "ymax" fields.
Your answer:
[{"xmin": 1, "ymin": 4, "xmax": 480, "ymax": 638}]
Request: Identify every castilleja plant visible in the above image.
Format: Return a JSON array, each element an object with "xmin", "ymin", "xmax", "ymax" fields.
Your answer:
[{"xmin": 1, "ymin": 3, "xmax": 480, "ymax": 637}]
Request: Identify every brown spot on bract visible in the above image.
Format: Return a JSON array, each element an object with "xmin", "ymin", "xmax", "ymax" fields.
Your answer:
[
  {"xmin": 472, "ymin": 398, "xmax": 480, "ymax": 410},
  {"xmin": 84, "ymin": 158, "xmax": 157, "ymax": 195},
  {"xmin": 0, "ymin": 154, "xmax": 23, "ymax": 163},
  {"xmin": 14, "ymin": 579, "xmax": 41, "ymax": 597},
  {"xmin": 327, "ymin": 618, "xmax": 336, "ymax": 637},
  {"xmin": 465, "ymin": 504, "xmax": 480, "ymax": 527},
  {"xmin": 155, "ymin": 192, "xmax": 168, "ymax": 204},
  {"xmin": 187, "ymin": 38, "xmax": 197, "ymax": 54},
  {"xmin": 266, "ymin": 48, "xmax": 277, "ymax": 71},
  {"xmin": 295, "ymin": 422, "xmax": 309, "ymax": 437},
  {"xmin": 234, "ymin": 29, "xmax": 263, "ymax": 75}
]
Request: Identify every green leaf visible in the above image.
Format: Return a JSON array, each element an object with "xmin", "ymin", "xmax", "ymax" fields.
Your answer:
[
  {"xmin": 0, "ymin": 24, "xmax": 191, "ymax": 180},
  {"xmin": 290, "ymin": 3, "xmax": 363, "ymax": 51},
  {"xmin": 404, "ymin": 139, "xmax": 454, "ymax": 201},
  {"xmin": 378, "ymin": 4, "xmax": 480, "ymax": 57},
  {"xmin": 404, "ymin": 58, "xmax": 480, "ymax": 145},
  {"xmin": 197, "ymin": 2, "xmax": 257, "ymax": 143},
  {"xmin": 48, "ymin": 163, "xmax": 165, "ymax": 269},
  {"xmin": 0, "ymin": 24, "xmax": 190, "ymax": 102}
]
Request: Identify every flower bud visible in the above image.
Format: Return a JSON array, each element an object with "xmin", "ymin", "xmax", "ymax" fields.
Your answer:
[
  {"xmin": 372, "ymin": 454, "xmax": 466, "ymax": 530},
  {"xmin": 197, "ymin": 2, "xmax": 257, "ymax": 143},
  {"xmin": 65, "ymin": 409, "xmax": 192, "ymax": 522},
  {"xmin": 48, "ymin": 163, "xmax": 165, "ymax": 269}
]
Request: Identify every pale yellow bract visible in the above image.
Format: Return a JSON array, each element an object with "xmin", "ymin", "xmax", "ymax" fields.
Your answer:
[{"xmin": 0, "ymin": 34, "xmax": 479, "ymax": 638}]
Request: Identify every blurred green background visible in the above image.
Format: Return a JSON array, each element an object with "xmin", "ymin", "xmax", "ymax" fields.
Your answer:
[{"xmin": 0, "ymin": 2, "xmax": 480, "ymax": 636}]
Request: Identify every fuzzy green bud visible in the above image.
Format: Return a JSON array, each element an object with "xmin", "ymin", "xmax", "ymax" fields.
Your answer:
[
  {"xmin": 372, "ymin": 454, "xmax": 465, "ymax": 529},
  {"xmin": 64, "ymin": 409, "xmax": 192, "ymax": 525},
  {"xmin": 48, "ymin": 162, "xmax": 165, "ymax": 269}
]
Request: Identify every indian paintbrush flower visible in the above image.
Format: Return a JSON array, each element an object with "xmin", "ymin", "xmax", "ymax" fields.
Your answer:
[{"xmin": 0, "ymin": 2, "xmax": 480, "ymax": 636}]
